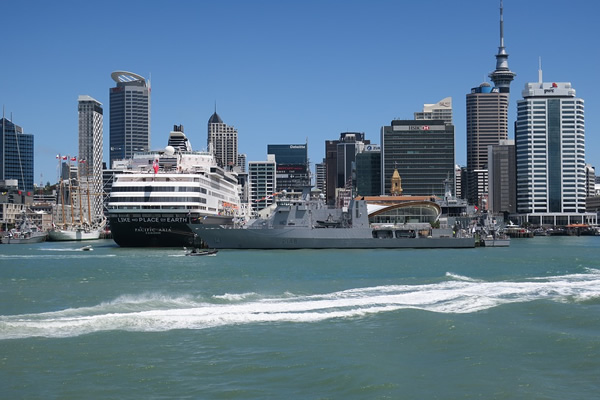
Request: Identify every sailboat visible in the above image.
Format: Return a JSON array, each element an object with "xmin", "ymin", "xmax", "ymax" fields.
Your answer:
[{"xmin": 48, "ymin": 156, "xmax": 105, "ymax": 242}]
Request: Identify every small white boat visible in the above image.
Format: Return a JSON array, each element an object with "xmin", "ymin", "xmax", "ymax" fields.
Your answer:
[{"xmin": 186, "ymin": 248, "xmax": 218, "ymax": 256}]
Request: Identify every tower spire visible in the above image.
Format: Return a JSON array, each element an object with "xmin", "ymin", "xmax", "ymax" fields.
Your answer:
[{"xmin": 489, "ymin": 0, "xmax": 516, "ymax": 93}]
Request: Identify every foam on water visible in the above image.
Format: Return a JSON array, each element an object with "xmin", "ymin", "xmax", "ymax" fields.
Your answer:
[{"xmin": 2, "ymin": 269, "xmax": 600, "ymax": 339}]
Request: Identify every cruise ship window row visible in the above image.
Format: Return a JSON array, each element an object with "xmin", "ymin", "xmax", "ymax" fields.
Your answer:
[
  {"xmin": 110, "ymin": 196, "xmax": 208, "ymax": 204},
  {"xmin": 111, "ymin": 186, "xmax": 207, "ymax": 193}
]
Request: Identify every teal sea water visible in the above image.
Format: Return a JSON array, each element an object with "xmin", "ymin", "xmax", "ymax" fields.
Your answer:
[{"xmin": 1, "ymin": 237, "xmax": 599, "ymax": 399}]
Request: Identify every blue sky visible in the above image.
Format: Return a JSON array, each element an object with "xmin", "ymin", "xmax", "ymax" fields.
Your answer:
[{"xmin": 2, "ymin": 0, "xmax": 599, "ymax": 185}]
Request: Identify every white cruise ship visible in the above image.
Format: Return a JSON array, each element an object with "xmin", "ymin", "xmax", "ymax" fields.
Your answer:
[{"xmin": 107, "ymin": 129, "xmax": 242, "ymax": 247}]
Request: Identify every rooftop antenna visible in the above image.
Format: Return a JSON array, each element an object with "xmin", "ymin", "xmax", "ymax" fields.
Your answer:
[{"xmin": 538, "ymin": 57, "xmax": 543, "ymax": 83}]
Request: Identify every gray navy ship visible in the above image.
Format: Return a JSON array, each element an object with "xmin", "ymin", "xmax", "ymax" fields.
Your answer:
[{"xmin": 189, "ymin": 189, "xmax": 475, "ymax": 249}]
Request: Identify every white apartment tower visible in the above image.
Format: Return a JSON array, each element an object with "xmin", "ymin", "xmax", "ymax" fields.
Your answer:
[
  {"xmin": 208, "ymin": 111, "xmax": 238, "ymax": 169},
  {"xmin": 414, "ymin": 97, "xmax": 453, "ymax": 124},
  {"xmin": 78, "ymin": 95, "xmax": 104, "ymax": 224},
  {"xmin": 248, "ymin": 155, "xmax": 277, "ymax": 214},
  {"xmin": 515, "ymin": 74, "xmax": 590, "ymax": 225}
]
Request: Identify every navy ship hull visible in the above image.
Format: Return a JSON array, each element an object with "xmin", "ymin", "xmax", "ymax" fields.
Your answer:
[
  {"xmin": 189, "ymin": 222, "xmax": 475, "ymax": 249},
  {"xmin": 188, "ymin": 193, "xmax": 475, "ymax": 250}
]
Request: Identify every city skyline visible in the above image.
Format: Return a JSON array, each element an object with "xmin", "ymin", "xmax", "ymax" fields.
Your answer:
[{"xmin": 1, "ymin": 0, "xmax": 599, "ymax": 185}]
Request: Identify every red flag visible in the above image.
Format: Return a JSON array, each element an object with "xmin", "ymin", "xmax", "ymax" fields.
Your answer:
[
  {"xmin": 62, "ymin": 156, "xmax": 68, "ymax": 160},
  {"xmin": 71, "ymin": 156, "xmax": 77, "ymax": 161}
]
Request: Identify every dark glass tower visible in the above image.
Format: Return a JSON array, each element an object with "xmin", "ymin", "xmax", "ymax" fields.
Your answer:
[
  {"xmin": 0, "ymin": 117, "xmax": 34, "ymax": 192},
  {"xmin": 381, "ymin": 120, "xmax": 454, "ymax": 197},
  {"xmin": 109, "ymin": 71, "xmax": 150, "ymax": 167}
]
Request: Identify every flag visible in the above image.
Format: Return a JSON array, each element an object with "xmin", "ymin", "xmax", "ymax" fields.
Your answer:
[
  {"xmin": 62, "ymin": 156, "xmax": 68, "ymax": 160},
  {"xmin": 56, "ymin": 155, "xmax": 60, "ymax": 159},
  {"xmin": 71, "ymin": 156, "xmax": 77, "ymax": 161},
  {"xmin": 79, "ymin": 159, "xmax": 86, "ymax": 163}
]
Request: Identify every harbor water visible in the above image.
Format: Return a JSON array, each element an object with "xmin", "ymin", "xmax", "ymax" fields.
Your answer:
[{"xmin": 1, "ymin": 237, "xmax": 599, "ymax": 399}]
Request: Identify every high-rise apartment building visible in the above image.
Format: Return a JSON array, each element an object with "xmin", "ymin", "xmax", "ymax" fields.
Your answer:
[
  {"xmin": 414, "ymin": 97, "xmax": 453, "ymax": 124},
  {"xmin": 78, "ymin": 95, "xmax": 104, "ymax": 223},
  {"xmin": 0, "ymin": 117, "xmax": 34, "ymax": 192},
  {"xmin": 466, "ymin": 2, "xmax": 515, "ymax": 208},
  {"xmin": 515, "ymin": 78, "xmax": 593, "ymax": 226},
  {"xmin": 248, "ymin": 155, "xmax": 276, "ymax": 213},
  {"xmin": 207, "ymin": 111, "xmax": 238, "ymax": 169},
  {"xmin": 381, "ymin": 120, "xmax": 454, "ymax": 197},
  {"xmin": 109, "ymin": 71, "xmax": 150, "ymax": 167}
]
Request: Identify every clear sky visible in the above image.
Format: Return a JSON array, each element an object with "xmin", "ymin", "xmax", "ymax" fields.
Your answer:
[{"xmin": 2, "ymin": 0, "xmax": 599, "ymax": 186}]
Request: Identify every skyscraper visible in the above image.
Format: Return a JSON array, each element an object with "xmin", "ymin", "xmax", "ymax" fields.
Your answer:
[
  {"xmin": 267, "ymin": 144, "xmax": 310, "ymax": 193},
  {"xmin": 488, "ymin": 139, "xmax": 516, "ymax": 214},
  {"xmin": 466, "ymin": 1, "xmax": 515, "ymax": 208},
  {"xmin": 109, "ymin": 71, "xmax": 150, "ymax": 168},
  {"xmin": 465, "ymin": 83, "xmax": 509, "ymax": 207},
  {"xmin": 0, "ymin": 117, "xmax": 34, "ymax": 192},
  {"xmin": 207, "ymin": 111, "xmax": 238, "ymax": 169},
  {"xmin": 515, "ymin": 78, "xmax": 591, "ymax": 226},
  {"xmin": 381, "ymin": 120, "xmax": 454, "ymax": 197},
  {"xmin": 356, "ymin": 144, "xmax": 381, "ymax": 197},
  {"xmin": 78, "ymin": 95, "xmax": 104, "ymax": 223}
]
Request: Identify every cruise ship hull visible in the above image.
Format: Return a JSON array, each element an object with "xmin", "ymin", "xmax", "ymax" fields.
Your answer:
[
  {"xmin": 190, "ymin": 224, "xmax": 475, "ymax": 249},
  {"xmin": 110, "ymin": 213, "xmax": 233, "ymax": 247}
]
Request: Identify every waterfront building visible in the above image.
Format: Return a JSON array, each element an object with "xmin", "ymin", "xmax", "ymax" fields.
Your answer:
[
  {"xmin": 78, "ymin": 95, "xmax": 104, "ymax": 223},
  {"xmin": 248, "ymin": 155, "xmax": 276, "ymax": 213},
  {"xmin": 109, "ymin": 71, "xmax": 150, "ymax": 167},
  {"xmin": 488, "ymin": 139, "xmax": 516, "ymax": 214},
  {"xmin": 414, "ymin": 97, "xmax": 453, "ymax": 124},
  {"xmin": 0, "ymin": 117, "xmax": 34, "ymax": 192},
  {"xmin": 380, "ymin": 119, "xmax": 454, "ymax": 197},
  {"xmin": 0, "ymin": 179, "xmax": 34, "ymax": 226},
  {"xmin": 207, "ymin": 111, "xmax": 238, "ymax": 170},
  {"xmin": 466, "ymin": 2, "xmax": 515, "ymax": 209},
  {"xmin": 356, "ymin": 144, "xmax": 381, "ymax": 197},
  {"xmin": 515, "ymin": 75, "xmax": 595, "ymax": 226},
  {"xmin": 267, "ymin": 144, "xmax": 310, "ymax": 193}
]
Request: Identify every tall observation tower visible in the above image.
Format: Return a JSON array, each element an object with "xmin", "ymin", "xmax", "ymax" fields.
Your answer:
[{"xmin": 488, "ymin": 0, "xmax": 516, "ymax": 93}]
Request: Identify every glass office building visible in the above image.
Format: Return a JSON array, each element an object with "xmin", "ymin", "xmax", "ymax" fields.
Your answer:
[
  {"xmin": 0, "ymin": 117, "xmax": 34, "ymax": 192},
  {"xmin": 381, "ymin": 120, "xmax": 454, "ymax": 197}
]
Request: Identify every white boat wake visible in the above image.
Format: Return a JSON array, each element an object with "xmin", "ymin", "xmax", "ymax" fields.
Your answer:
[{"xmin": 1, "ymin": 269, "xmax": 599, "ymax": 339}]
